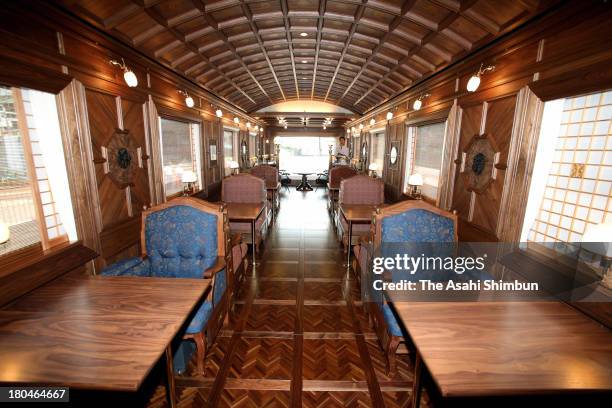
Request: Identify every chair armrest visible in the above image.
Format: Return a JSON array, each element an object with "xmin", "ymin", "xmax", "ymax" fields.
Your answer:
[
  {"xmin": 203, "ymin": 257, "xmax": 226, "ymax": 279},
  {"xmin": 101, "ymin": 257, "xmax": 145, "ymax": 276}
]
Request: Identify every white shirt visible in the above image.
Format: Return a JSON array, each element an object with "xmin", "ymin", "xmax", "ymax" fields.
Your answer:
[{"xmin": 336, "ymin": 145, "xmax": 349, "ymax": 157}]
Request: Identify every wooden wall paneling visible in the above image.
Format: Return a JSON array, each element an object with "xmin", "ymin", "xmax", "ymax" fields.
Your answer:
[
  {"xmin": 470, "ymin": 95, "xmax": 517, "ymax": 235},
  {"xmin": 85, "ymin": 89, "xmax": 129, "ymax": 227},
  {"xmin": 55, "ymin": 81, "xmax": 102, "ymax": 270},
  {"xmin": 122, "ymin": 98, "xmax": 151, "ymax": 215},
  {"xmin": 381, "ymin": 121, "xmax": 405, "ymax": 202},
  {"xmin": 438, "ymin": 100, "xmax": 460, "ymax": 211},
  {"xmin": 497, "ymin": 87, "xmax": 544, "ymax": 243},
  {"xmin": 146, "ymin": 97, "xmax": 164, "ymax": 205},
  {"xmin": 451, "ymin": 103, "xmax": 482, "ymax": 227}
]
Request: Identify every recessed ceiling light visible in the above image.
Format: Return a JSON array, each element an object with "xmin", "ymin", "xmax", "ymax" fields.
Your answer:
[
  {"xmin": 301, "ymin": 60, "xmax": 307, "ymax": 64},
  {"xmin": 300, "ymin": 32, "xmax": 308, "ymax": 37}
]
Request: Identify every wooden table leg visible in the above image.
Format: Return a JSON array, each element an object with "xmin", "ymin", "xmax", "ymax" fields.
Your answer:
[
  {"xmin": 345, "ymin": 219, "xmax": 352, "ymax": 270},
  {"xmin": 251, "ymin": 218, "xmax": 257, "ymax": 272},
  {"xmin": 411, "ymin": 352, "xmax": 423, "ymax": 408},
  {"xmin": 165, "ymin": 345, "xmax": 176, "ymax": 408}
]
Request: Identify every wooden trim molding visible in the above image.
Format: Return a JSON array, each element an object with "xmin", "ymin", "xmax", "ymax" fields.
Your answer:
[
  {"xmin": 0, "ymin": 241, "xmax": 98, "ymax": 307},
  {"xmin": 0, "ymin": 55, "xmax": 72, "ymax": 94}
]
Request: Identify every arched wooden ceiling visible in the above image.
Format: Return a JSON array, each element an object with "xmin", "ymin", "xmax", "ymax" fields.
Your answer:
[{"xmin": 59, "ymin": 0, "xmax": 553, "ymax": 114}]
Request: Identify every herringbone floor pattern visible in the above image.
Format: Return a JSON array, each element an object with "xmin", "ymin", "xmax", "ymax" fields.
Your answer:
[{"xmin": 144, "ymin": 190, "xmax": 424, "ymax": 407}]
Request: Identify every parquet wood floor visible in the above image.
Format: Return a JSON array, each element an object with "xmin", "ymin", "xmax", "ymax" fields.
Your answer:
[{"xmin": 145, "ymin": 190, "xmax": 426, "ymax": 407}]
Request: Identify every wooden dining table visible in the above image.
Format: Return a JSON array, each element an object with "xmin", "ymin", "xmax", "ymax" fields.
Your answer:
[
  {"xmin": 386, "ymin": 299, "xmax": 612, "ymax": 407},
  {"xmin": 339, "ymin": 203, "xmax": 379, "ymax": 271},
  {"xmin": 226, "ymin": 202, "xmax": 265, "ymax": 272},
  {"xmin": 0, "ymin": 274, "xmax": 211, "ymax": 407}
]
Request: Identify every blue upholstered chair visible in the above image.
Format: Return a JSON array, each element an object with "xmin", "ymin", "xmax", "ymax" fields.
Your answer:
[
  {"xmin": 101, "ymin": 197, "xmax": 235, "ymax": 375},
  {"xmin": 355, "ymin": 200, "xmax": 458, "ymax": 375}
]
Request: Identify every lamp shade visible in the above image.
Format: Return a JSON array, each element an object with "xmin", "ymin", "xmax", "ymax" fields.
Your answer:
[
  {"xmin": 181, "ymin": 170, "xmax": 197, "ymax": 183},
  {"xmin": 230, "ymin": 160, "xmax": 240, "ymax": 169},
  {"xmin": 123, "ymin": 69, "xmax": 138, "ymax": 87},
  {"xmin": 215, "ymin": 109, "xmax": 223, "ymax": 118},
  {"xmin": 369, "ymin": 118, "xmax": 376, "ymax": 126},
  {"xmin": 368, "ymin": 163, "xmax": 378, "ymax": 171},
  {"xmin": 408, "ymin": 173, "xmax": 423, "ymax": 186},
  {"xmin": 0, "ymin": 222, "xmax": 9, "ymax": 244},
  {"xmin": 581, "ymin": 222, "xmax": 612, "ymax": 257},
  {"xmin": 413, "ymin": 98, "xmax": 422, "ymax": 110},
  {"xmin": 466, "ymin": 74, "xmax": 481, "ymax": 92},
  {"xmin": 386, "ymin": 111, "xmax": 393, "ymax": 120},
  {"xmin": 185, "ymin": 96, "xmax": 194, "ymax": 108}
]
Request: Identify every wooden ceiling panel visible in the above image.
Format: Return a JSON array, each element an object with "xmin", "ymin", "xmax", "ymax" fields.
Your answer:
[{"xmin": 61, "ymin": 0, "xmax": 557, "ymax": 114}]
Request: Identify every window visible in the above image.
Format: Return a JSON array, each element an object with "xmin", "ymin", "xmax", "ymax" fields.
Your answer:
[
  {"xmin": 404, "ymin": 122, "xmax": 447, "ymax": 202},
  {"xmin": 275, "ymin": 136, "xmax": 335, "ymax": 174},
  {"xmin": 0, "ymin": 86, "xmax": 76, "ymax": 257},
  {"xmin": 370, "ymin": 131, "xmax": 386, "ymax": 174},
  {"xmin": 521, "ymin": 90, "xmax": 611, "ymax": 245},
  {"xmin": 159, "ymin": 118, "xmax": 202, "ymax": 197},
  {"xmin": 248, "ymin": 131, "xmax": 257, "ymax": 165},
  {"xmin": 223, "ymin": 129, "xmax": 238, "ymax": 176}
]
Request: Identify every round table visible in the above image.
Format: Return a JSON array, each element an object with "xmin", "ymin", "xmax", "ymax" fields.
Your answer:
[{"xmin": 295, "ymin": 172, "xmax": 314, "ymax": 191}]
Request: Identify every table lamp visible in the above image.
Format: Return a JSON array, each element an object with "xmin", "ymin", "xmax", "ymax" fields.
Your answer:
[
  {"xmin": 408, "ymin": 173, "xmax": 423, "ymax": 199},
  {"xmin": 230, "ymin": 160, "xmax": 240, "ymax": 175},
  {"xmin": 0, "ymin": 222, "xmax": 9, "ymax": 244},
  {"xmin": 368, "ymin": 163, "xmax": 378, "ymax": 178},
  {"xmin": 580, "ymin": 222, "xmax": 612, "ymax": 289},
  {"xmin": 181, "ymin": 170, "xmax": 197, "ymax": 195}
]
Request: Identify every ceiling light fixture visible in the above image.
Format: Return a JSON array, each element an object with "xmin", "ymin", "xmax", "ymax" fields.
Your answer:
[
  {"xmin": 323, "ymin": 125, "xmax": 326, "ymax": 130},
  {"xmin": 412, "ymin": 93, "xmax": 430, "ymax": 111},
  {"xmin": 215, "ymin": 109, "xmax": 223, "ymax": 118},
  {"xmin": 301, "ymin": 60, "xmax": 307, "ymax": 64},
  {"xmin": 300, "ymin": 32, "xmax": 308, "ymax": 37},
  {"xmin": 110, "ymin": 58, "xmax": 138, "ymax": 87},
  {"xmin": 369, "ymin": 118, "xmax": 376, "ymax": 126},
  {"xmin": 254, "ymin": 125, "xmax": 259, "ymax": 131},
  {"xmin": 467, "ymin": 63, "xmax": 495, "ymax": 92}
]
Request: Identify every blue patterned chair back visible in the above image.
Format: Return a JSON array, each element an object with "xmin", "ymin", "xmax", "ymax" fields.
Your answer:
[
  {"xmin": 381, "ymin": 209, "xmax": 455, "ymax": 243},
  {"xmin": 145, "ymin": 205, "xmax": 218, "ymax": 278}
]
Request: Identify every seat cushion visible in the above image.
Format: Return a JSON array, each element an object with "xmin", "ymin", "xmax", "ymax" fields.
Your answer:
[
  {"xmin": 382, "ymin": 303, "xmax": 403, "ymax": 337},
  {"xmin": 185, "ymin": 301, "xmax": 213, "ymax": 334},
  {"xmin": 101, "ymin": 257, "xmax": 151, "ymax": 277}
]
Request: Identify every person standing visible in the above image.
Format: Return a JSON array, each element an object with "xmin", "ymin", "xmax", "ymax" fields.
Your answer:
[{"xmin": 335, "ymin": 136, "xmax": 349, "ymax": 164}]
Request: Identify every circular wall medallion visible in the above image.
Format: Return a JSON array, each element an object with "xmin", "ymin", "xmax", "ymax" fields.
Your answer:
[{"xmin": 117, "ymin": 147, "xmax": 132, "ymax": 169}]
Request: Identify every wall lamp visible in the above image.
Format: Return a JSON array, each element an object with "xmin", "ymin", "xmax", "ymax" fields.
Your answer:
[
  {"xmin": 369, "ymin": 118, "xmax": 376, "ymax": 126},
  {"xmin": 386, "ymin": 111, "xmax": 394, "ymax": 121},
  {"xmin": 178, "ymin": 90, "xmax": 194, "ymax": 107},
  {"xmin": 234, "ymin": 117, "xmax": 240, "ymax": 124},
  {"xmin": 246, "ymin": 122, "xmax": 251, "ymax": 129},
  {"xmin": 109, "ymin": 58, "xmax": 138, "ymax": 87},
  {"xmin": 215, "ymin": 108, "xmax": 223, "ymax": 118},
  {"xmin": 467, "ymin": 63, "xmax": 495, "ymax": 92},
  {"xmin": 412, "ymin": 93, "xmax": 430, "ymax": 111}
]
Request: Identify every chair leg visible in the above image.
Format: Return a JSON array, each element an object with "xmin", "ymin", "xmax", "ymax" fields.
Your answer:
[
  {"xmin": 386, "ymin": 335, "xmax": 402, "ymax": 376},
  {"xmin": 193, "ymin": 332, "xmax": 207, "ymax": 376}
]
